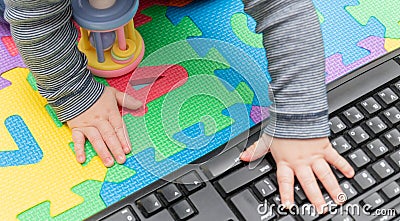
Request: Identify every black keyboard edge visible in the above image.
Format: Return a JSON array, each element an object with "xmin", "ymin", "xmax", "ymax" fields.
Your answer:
[{"xmin": 85, "ymin": 49, "xmax": 400, "ymax": 221}]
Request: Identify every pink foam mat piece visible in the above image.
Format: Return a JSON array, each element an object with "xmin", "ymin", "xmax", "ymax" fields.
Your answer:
[{"xmin": 325, "ymin": 36, "xmax": 387, "ymax": 83}]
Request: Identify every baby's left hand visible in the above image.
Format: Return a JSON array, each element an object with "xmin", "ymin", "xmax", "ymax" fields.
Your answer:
[
  {"xmin": 241, "ymin": 134, "xmax": 355, "ymax": 214},
  {"xmin": 67, "ymin": 87, "xmax": 142, "ymax": 167}
]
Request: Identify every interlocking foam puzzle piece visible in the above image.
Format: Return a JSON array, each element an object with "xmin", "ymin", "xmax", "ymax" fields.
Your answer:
[
  {"xmin": 0, "ymin": 24, "xmax": 25, "ymax": 74},
  {"xmin": 313, "ymin": 0, "xmax": 385, "ymax": 65},
  {"xmin": 0, "ymin": 36, "xmax": 25, "ymax": 74},
  {"xmin": 346, "ymin": 0, "xmax": 400, "ymax": 39},
  {"xmin": 231, "ymin": 13, "xmax": 263, "ymax": 49},
  {"xmin": 166, "ymin": 0, "xmax": 270, "ymax": 80},
  {"xmin": 0, "ymin": 115, "xmax": 43, "ymax": 166},
  {"xmin": 2, "ymin": 36, "xmax": 19, "ymax": 56},
  {"xmin": 0, "ymin": 68, "xmax": 107, "ymax": 220},
  {"xmin": 134, "ymin": 0, "xmax": 193, "ymax": 27},
  {"xmin": 0, "ymin": 74, "xmax": 11, "ymax": 90},
  {"xmin": 250, "ymin": 106, "xmax": 270, "ymax": 124},
  {"xmin": 325, "ymin": 36, "xmax": 387, "ymax": 83},
  {"xmin": 136, "ymin": 5, "xmax": 201, "ymax": 57},
  {"xmin": 174, "ymin": 103, "xmax": 254, "ymax": 149},
  {"xmin": 18, "ymin": 180, "xmax": 106, "ymax": 221},
  {"xmin": 384, "ymin": 38, "xmax": 400, "ymax": 52},
  {"xmin": 317, "ymin": 10, "xmax": 325, "ymax": 24},
  {"xmin": 166, "ymin": 3, "xmax": 271, "ymax": 106},
  {"xmin": 214, "ymin": 67, "xmax": 271, "ymax": 107},
  {"xmin": 107, "ymin": 65, "xmax": 188, "ymax": 116},
  {"xmin": 0, "ymin": 22, "xmax": 10, "ymax": 36},
  {"xmin": 101, "ymin": 102, "xmax": 254, "ymax": 206}
]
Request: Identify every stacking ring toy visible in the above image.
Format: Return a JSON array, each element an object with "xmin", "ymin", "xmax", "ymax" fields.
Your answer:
[{"xmin": 72, "ymin": 0, "xmax": 145, "ymax": 78}]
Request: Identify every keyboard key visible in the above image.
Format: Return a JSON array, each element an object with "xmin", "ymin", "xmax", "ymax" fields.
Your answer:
[
  {"xmin": 189, "ymin": 185, "xmax": 239, "ymax": 221},
  {"xmin": 390, "ymin": 150, "xmax": 400, "ymax": 168},
  {"xmin": 332, "ymin": 166, "xmax": 344, "ymax": 179},
  {"xmin": 340, "ymin": 181, "xmax": 358, "ymax": 200},
  {"xmin": 323, "ymin": 193, "xmax": 334, "ymax": 205},
  {"xmin": 366, "ymin": 139, "xmax": 389, "ymax": 158},
  {"xmin": 354, "ymin": 170, "xmax": 376, "ymax": 190},
  {"xmin": 383, "ymin": 129, "xmax": 400, "ymax": 147},
  {"xmin": 343, "ymin": 107, "xmax": 365, "ymax": 125},
  {"xmin": 377, "ymin": 88, "xmax": 399, "ymax": 105},
  {"xmin": 157, "ymin": 184, "xmax": 182, "ymax": 204},
  {"xmin": 177, "ymin": 171, "xmax": 204, "ymax": 194},
  {"xmin": 102, "ymin": 207, "xmax": 138, "ymax": 221},
  {"xmin": 372, "ymin": 160, "xmax": 394, "ymax": 179},
  {"xmin": 331, "ymin": 214, "xmax": 354, "ymax": 221},
  {"xmin": 348, "ymin": 126, "xmax": 370, "ymax": 144},
  {"xmin": 381, "ymin": 181, "xmax": 400, "ymax": 199},
  {"xmin": 383, "ymin": 107, "xmax": 400, "ymax": 125},
  {"xmin": 200, "ymin": 146, "xmax": 242, "ymax": 180},
  {"xmin": 171, "ymin": 200, "xmax": 196, "ymax": 220},
  {"xmin": 361, "ymin": 193, "xmax": 385, "ymax": 210},
  {"xmin": 254, "ymin": 178, "xmax": 276, "ymax": 198},
  {"xmin": 294, "ymin": 184, "xmax": 307, "ymax": 203},
  {"xmin": 277, "ymin": 215, "xmax": 296, "ymax": 221},
  {"xmin": 136, "ymin": 194, "xmax": 163, "ymax": 217},
  {"xmin": 348, "ymin": 149, "xmax": 371, "ymax": 169},
  {"xmin": 365, "ymin": 117, "xmax": 388, "ymax": 135},
  {"xmin": 145, "ymin": 210, "xmax": 175, "ymax": 221},
  {"xmin": 271, "ymin": 194, "xmax": 282, "ymax": 205},
  {"xmin": 360, "ymin": 97, "xmax": 382, "ymax": 115},
  {"xmin": 216, "ymin": 160, "xmax": 272, "ymax": 194},
  {"xmin": 230, "ymin": 189, "xmax": 275, "ymax": 221},
  {"xmin": 393, "ymin": 81, "xmax": 400, "ymax": 93},
  {"xmin": 299, "ymin": 205, "xmax": 319, "ymax": 221},
  {"xmin": 329, "ymin": 117, "xmax": 347, "ymax": 134},
  {"xmin": 331, "ymin": 136, "xmax": 352, "ymax": 154}
]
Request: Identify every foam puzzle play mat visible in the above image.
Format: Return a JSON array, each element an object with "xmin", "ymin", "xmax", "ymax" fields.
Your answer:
[{"xmin": 0, "ymin": 0, "xmax": 399, "ymax": 220}]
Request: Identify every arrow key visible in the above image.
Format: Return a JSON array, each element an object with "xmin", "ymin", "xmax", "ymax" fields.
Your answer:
[
  {"xmin": 171, "ymin": 200, "xmax": 196, "ymax": 220},
  {"xmin": 157, "ymin": 183, "xmax": 183, "ymax": 204},
  {"xmin": 136, "ymin": 193, "xmax": 163, "ymax": 217},
  {"xmin": 177, "ymin": 171, "xmax": 205, "ymax": 194}
]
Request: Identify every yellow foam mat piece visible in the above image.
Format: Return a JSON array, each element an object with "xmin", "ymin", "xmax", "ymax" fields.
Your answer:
[{"xmin": 0, "ymin": 68, "xmax": 107, "ymax": 220}]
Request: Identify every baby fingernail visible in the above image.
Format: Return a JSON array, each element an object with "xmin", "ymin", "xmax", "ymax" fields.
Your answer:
[
  {"xmin": 105, "ymin": 157, "xmax": 114, "ymax": 166},
  {"xmin": 120, "ymin": 155, "xmax": 125, "ymax": 160},
  {"xmin": 78, "ymin": 156, "xmax": 85, "ymax": 163}
]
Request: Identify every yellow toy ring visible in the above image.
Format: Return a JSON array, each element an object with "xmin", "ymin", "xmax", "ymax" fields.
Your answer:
[{"xmin": 111, "ymin": 39, "xmax": 136, "ymax": 59}]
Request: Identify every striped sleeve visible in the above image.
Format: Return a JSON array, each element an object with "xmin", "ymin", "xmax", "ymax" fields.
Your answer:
[
  {"xmin": 242, "ymin": 0, "xmax": 330, "ymax": 138},
  {"xmin": 4, "ymin": 0, "xmax": 105, "ymax": 122}
]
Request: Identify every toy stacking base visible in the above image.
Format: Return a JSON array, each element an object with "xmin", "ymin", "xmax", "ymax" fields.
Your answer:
[{"xmin": 79, "ymin": 29, "xmax": 145, "ymax": 78}]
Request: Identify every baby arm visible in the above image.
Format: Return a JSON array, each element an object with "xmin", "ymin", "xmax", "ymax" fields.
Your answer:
[
  {"xmin": 4, "ymin": 0, "xmax": 141, "ymax": 166},
  {"xmin": 240, "ymin": 0, "xmax": 354, "ymax": 213}
]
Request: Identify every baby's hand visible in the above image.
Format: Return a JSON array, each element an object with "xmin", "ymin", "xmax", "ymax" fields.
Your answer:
[
  {"xmin": 240, "ymin": 134, "xmax": 355, "ymax": 214},
  {"xmin": 67, "ymin": 87, "xmax": 142, "ymax": 167}
]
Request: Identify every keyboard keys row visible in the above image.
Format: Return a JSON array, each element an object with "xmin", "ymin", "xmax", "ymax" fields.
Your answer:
[
  {"xmin": 216, "ymin": 159, "xmax": 272, "ymax": 195},
  {"xmin": 136, "ymin": 171, "xmax": 204, "ymax": 219}
]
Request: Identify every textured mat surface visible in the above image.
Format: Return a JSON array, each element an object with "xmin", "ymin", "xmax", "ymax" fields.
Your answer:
[{"xmin": 0, "ymin": 0, "xmax": 398, "ymax": 220}]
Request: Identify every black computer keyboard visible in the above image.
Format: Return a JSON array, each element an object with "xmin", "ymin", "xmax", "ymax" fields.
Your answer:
[{"xmin": 87, "ymin": 51, "xmax": 400, "ymax": 221}]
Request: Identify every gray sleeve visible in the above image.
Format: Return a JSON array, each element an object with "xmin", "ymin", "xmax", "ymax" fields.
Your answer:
[
  {"xmin": 242, "ymin": 0, "xmax": 330, "ymax": 138},
  {"xmin": 4, "ymin": 0, "xmax": 105, "ymax": 122}
]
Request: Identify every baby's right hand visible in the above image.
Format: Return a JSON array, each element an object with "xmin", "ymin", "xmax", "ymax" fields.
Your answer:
[
  {"xmin": 241, "ymin": 134, "xmax": 355, "ymax": 214},
  {"xmin": 67, "ymin": 87, "xmax": 142, "ymax": 167}
]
